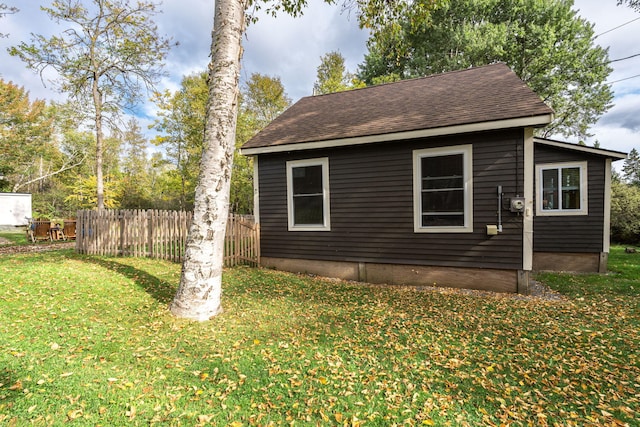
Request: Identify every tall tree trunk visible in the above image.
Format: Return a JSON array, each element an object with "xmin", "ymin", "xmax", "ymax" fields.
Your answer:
[
  {"xmin": 92, "ymin": 79, "xmax": 105, "ymax": 210},
  {"xmin": 170, "ymin": 0, "xmax": 246, "ymax": 320}
]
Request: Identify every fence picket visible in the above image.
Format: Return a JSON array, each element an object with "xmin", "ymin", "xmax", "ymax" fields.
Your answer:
[{"xmin": 74, "ymin": 209, "xmax": 258, "ymax": 267}]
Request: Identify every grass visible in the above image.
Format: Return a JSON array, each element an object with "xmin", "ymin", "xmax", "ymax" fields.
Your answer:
[
  {"xmin": 0, "ymin": 229, "xmax": 30, "ymax": 246},
  {"xmin": 0, "ymin": 248, "xmax": 638, "ymax": 426}
]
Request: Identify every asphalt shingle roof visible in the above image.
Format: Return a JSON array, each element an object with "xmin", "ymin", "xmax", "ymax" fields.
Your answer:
[{"xmin": 242, "ymin": 63, "xmax": 553, "ymax": 151}]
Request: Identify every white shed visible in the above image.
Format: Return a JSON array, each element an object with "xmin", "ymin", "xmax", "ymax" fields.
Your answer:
[{"xmin": 0, "ymin": 193, "xmax": 32, "ymax": 226}]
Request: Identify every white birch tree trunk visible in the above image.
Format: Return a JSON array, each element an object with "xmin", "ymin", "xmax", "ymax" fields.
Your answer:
[{"xmin": 170, "ymin": 0, "xmax": 246, "ymax": 320}]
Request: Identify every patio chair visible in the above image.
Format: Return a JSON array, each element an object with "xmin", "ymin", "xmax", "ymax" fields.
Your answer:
[
  {"xmin": 32, "ymin": 220, "xmax": 51, "ymax": 242},
  {"xmin": 63, "ymin": 219, "xmax": 76, "ymax": 240}
]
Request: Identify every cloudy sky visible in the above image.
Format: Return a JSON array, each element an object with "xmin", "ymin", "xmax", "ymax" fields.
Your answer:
[{"xmin": 0, "ymin": 0, "xmax": 638, "ymax": 157}]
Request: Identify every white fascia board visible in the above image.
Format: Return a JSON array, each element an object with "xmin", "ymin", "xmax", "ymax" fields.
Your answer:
[
  {"xmin": 534, "ymin": 138, "xmax": 627, "ymax": 160},
  {"xmin": 241, "ymin": 115, "xmax": 554, "ymax": 155}
]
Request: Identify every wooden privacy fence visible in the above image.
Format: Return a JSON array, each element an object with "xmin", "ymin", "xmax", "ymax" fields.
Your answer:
[{"xmin": 75, "ymin": 210, "xmax": 260, "ymax": 267}]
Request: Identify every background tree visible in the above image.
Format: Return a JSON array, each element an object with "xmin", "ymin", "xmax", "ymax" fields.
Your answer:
[
  {"xmin": 10, "ymin": 0, "xmax": 171, "ymax": 210},
  {"xmin": 618, "ymin": 0, "xmax": 640, "ymax": 11},
  {"xmin": 622, "ymin": 148, "xmax": 640, "ymax": 186},
  {"xmin": 152, "ymin": 72, "xmax": 209, "ymax": 211},
  {"xmin": 357, "ymin": 0, "xmax": 613, "ymax": 140},
  {"xmin": 64, "ymin": 129, "xmax": 123, "ymax": 210},
  {"xmin": 169, "ymin": 0, "xmax": 442, "ymax": 320},
  {"xmin": 244, "ymin": 73, "xmax": 291, "ymax": 126},
  {"xmin": 610, "ymin": 179, "xmax": 640, "ymax": 244},
  {"xmin": 0, "ymin": 79, "xmax": 56, "ymax": 192},
  {"xmin": 313, "ymin": 51, "xmax": 357, "ymax": 95},
  {"xmin": 0, "ymin": 3, "xmax": 18, "ymax": 37},
  {"xmin": 153, "ymin": 71, "xmax": 291, "ymax": 214},
  {"xmin": 119, "ymin": 118, "xmax": 152, "ymax": 209},
  {"xmin": 231, "ymin": 73, "xmax": 292, "ymax": 213}
]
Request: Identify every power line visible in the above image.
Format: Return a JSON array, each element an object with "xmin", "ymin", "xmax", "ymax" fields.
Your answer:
[
  {"xmin": 609, "ymin": 73, "xmax": 640, "ymax": 84},
  {"xmin": 595, "ymin": 16, "xmax": 640, "ymax": 38},
  {"xmin": 608, "ymin": 52, "xmax": 640, "ymax": 64}
]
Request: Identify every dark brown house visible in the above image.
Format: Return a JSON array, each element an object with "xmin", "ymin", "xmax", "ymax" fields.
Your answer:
[{"xmin": 240, "ymin": 63, "xmax": 626, "ymax": 293}]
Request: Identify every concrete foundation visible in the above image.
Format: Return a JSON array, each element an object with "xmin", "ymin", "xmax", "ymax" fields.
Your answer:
[
  {"xmin": 261, "ymin": 257, "xmax": 519, "ymax": 293},
  {"xmin": 532, "ymin": 252, "xmax": 605, "ymax": 273}
]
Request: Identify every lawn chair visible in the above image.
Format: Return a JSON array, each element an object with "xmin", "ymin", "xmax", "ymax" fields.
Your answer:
[
  {"xmin": 63, "ymin": 219, "xmax": 76, "ymax": 240},
  {"xmin": 32, "ymin": 220, "xmax": 52, "ymax": 242}
]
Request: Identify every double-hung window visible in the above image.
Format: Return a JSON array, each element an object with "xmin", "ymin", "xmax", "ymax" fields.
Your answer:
[
  {"xmin": 286, "ymin": 158, "xmax": 331, "ymax": 231},
  {"xmin": 413, "ymin": 145, "xmax": 473, "ymax": 233},
  {"xmin": 536, "ymin": 161, "xmax": 588, "ymax": 215}
]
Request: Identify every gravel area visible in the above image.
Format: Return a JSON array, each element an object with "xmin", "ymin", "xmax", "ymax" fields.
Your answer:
[
  {"xmin": 0, "ymin": 241, "xmax": 75, "ymax": 255},
  {"xmin": 413, "ymin": 279, "xmax": 568, "ymax": 302}
]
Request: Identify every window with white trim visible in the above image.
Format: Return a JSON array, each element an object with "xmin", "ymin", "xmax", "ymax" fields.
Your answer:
[
  {"xmin": 536, "ymin": 161, "xmax": 588, "ymax": 216},
  {"xmin": 286, "ymin": 158, "xmax": 330, "ymax": 231},
  {"xmin": 413, "ymin": 145, "xmax": 473, "ymax": 233}
]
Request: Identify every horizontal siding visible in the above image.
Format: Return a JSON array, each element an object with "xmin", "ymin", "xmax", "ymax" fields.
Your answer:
[
  {"xmin": 533, "ymin": 145, "xmax": 605, "ymax": 253},
  {"xmin": 258, "ymin": 130, "xmax": 525, "ymax": 270}
]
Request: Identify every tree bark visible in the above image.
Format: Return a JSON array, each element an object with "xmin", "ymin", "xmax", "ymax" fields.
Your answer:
[
  {"xmin": 92, "ymin": 78, "xmax": 105, "ymax": 210},
  {"xmin": 170, "ymin": 0, "xmax": 246, "ymax": 320}
]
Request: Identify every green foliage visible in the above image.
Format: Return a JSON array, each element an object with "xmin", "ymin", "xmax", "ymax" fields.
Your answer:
[
  {"xmin": 243, "ymin": 73, "xmax": 292, "ymax": 126},
  {"xmin": 358, "ymin": 0, "xmax": 614, "ymax": 140},
  {"xmin": 233, "ymin": 73, "xmax": 292, "ymax": 213},
  {"xmin": 618, "ymin": 0, "xmax": 640, "ymax": 11},
  {"xmin": 610, "ymin": 180, "xmax": 640, "ymax": 244},
  {"xmin": 622, "ymin": 147, "xmax": 640, "ymax": 186},
  {"xmin": 118, "ymin": 119, "xmax": 153, "ymax": 209},
  {"xmin": 65, "ymin": 175, "xmax": 122, "ymax": 210},
  {"xmin": 152, "ymin": 71, "xmax": 291, "ymax": 214},
  {"xmin": 0, "ymin": 79, "xmax": 55, "ymax": 192},
  {"xmin": 152, "ymin": 72, "xmax": 209, "ymax": 211},
  {"xmin": 0, "ymin": 3, "xmax": 18, "ymax": 37},
  {"xmin": 10, "ymin": 0, "xmax": 171, "ymax": 209},
  {"xmin": 313, "ymin": 51, "xmax": 355, "ymax": 95},
  {"xmin": 0, "ymin": 249, "xmax": 637, "ymax": 425},
  {"xmin": 9, "ymin": 0, "xmax": 170, "ymax": 112}
]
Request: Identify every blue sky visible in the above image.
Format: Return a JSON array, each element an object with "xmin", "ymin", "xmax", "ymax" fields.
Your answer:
[{"xmin": 0, "ymin": 0, "xmax": 638, "ymax": 157}]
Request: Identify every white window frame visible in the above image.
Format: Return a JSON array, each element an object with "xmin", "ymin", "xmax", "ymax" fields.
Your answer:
[
  {"xmin": 286, "ymin": 157, "xmax": 331, "ymax": 231},
  {"xmin": 413, "ymin": 145, "xmax": 473, "ymax": 233},
  {"xmin": 536, "ymin": 161, "xmax": 588, "ymax": 216}
]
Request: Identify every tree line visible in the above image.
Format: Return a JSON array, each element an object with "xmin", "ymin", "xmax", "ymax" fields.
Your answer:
[{"xmin": 0, "ymin": 72, "xmax": 290, "ymax": 218}]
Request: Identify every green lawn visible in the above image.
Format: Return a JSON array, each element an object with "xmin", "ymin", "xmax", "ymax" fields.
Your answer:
[
  {"xmin": 0, "ymin": 229, "xmax": 30, "ymax": 246},
  {"xmin": 0, "ymin": 248, "xmax": 638, "ymax": 426}
]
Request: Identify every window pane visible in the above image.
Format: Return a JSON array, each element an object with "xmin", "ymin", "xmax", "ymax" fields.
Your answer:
[
  {"xmin": 293, "ymin": 165, "xmax": 323, "ymax": 195},
  {"xmin": 294, "ymin": 195, "xmax": 323, "ymax": 225},
  {"xmin": 422, "ymin": 189, "xmax": 464, "ymax": 212},
  {"xmin": 542, "ymin": 169, "xmax": 558, "ymax": 210},
  {"xmin": 422, "ymin": 154, "xmax": 463, "ymax": 179},
  {"xmin": 420, "ymin": 153, "xmax": 465, "ymax": 227},
  {"xmin": 562, "ymin": 167, "xmax": 581, "ymax": 209},
  {"xmin": 422, "ymin": 214, "xmax": 464, "ymax": 227}
]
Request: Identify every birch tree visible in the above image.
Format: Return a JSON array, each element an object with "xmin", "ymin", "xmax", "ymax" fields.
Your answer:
[
  {"xmin": 168, "ymin": 0, "xmax": 246, "ymax": 320},
  {"xmin": 170, "ymin": 0, "xmax": 440, "ymax": 320},
  {"xmin": 9, "ymin": 0, "xmax": 170, "ymax": 210}
]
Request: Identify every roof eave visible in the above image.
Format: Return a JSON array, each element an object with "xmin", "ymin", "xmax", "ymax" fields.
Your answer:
[
  {"xmin": 534, "ymin": 137, "xmax": 627, "ymax": 160},
  {"xmin": 241, "ymin": 114, "xmax": 554, "ymax": 155}
]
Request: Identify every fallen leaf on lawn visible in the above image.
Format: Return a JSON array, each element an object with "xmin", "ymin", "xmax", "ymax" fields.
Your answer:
[{"xmin": 67, "ymin": 409, "xmax": 82, "ymax": 420}]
